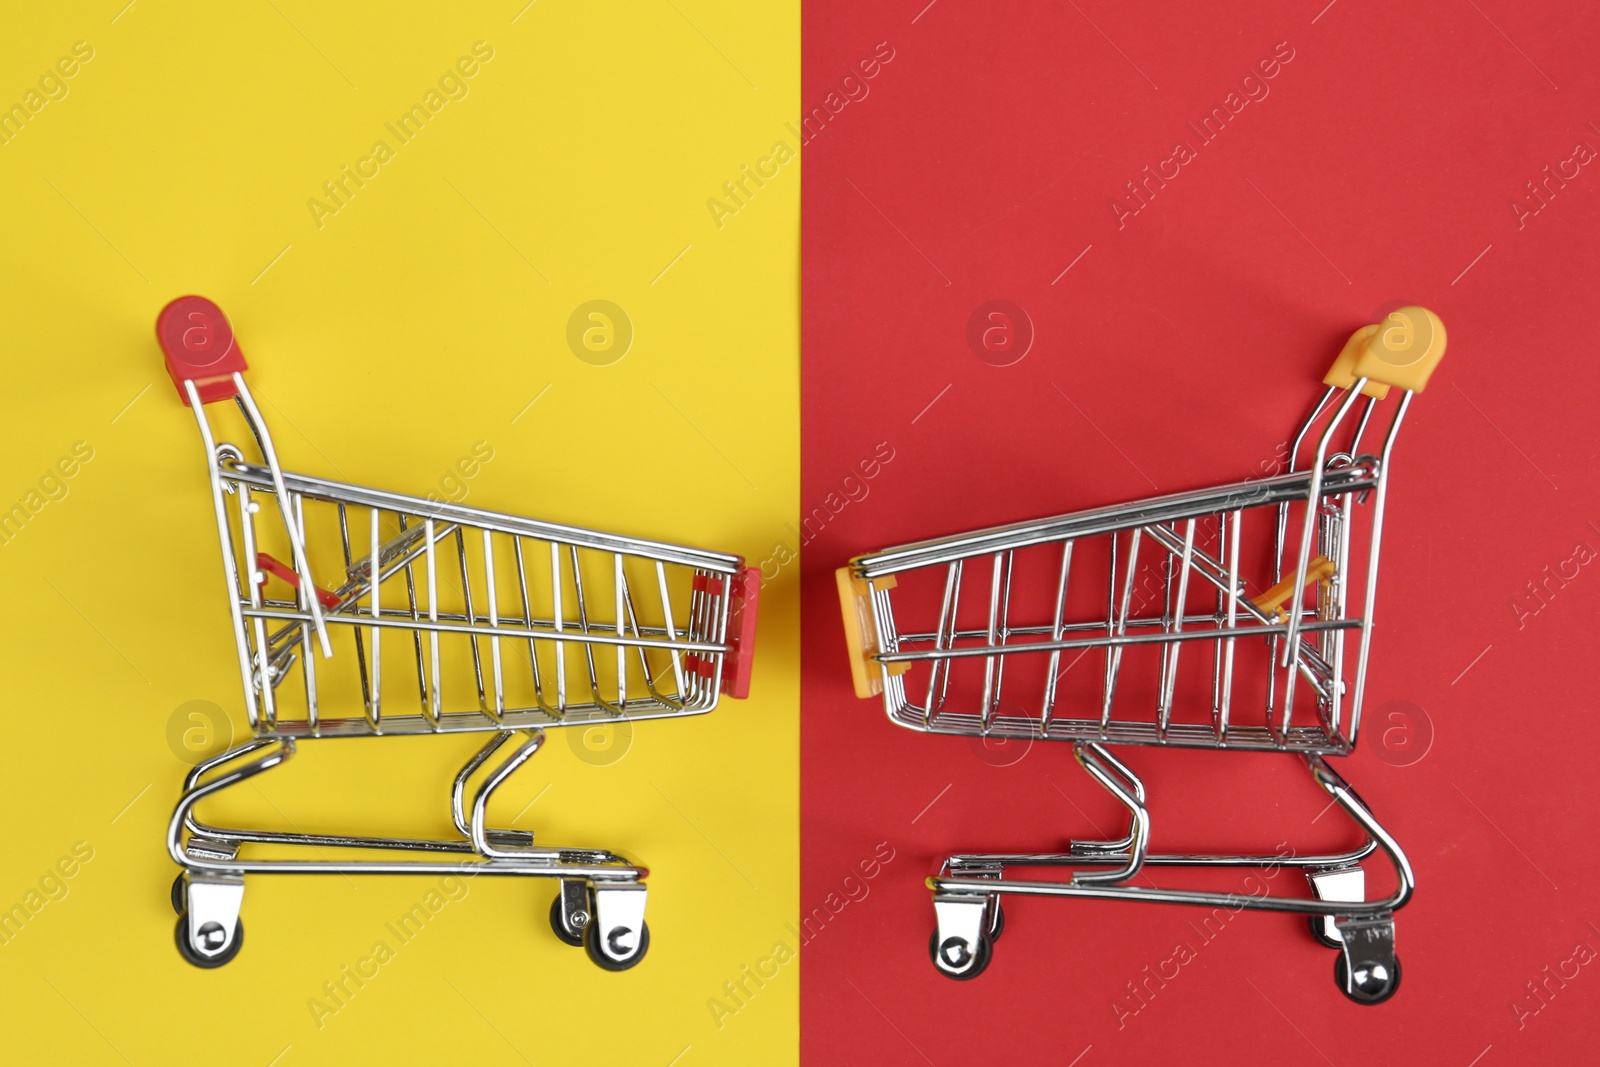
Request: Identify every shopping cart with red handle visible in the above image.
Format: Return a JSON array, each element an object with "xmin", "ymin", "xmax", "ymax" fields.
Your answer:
[
  {"xmin": 837, "ymin": 308, "xmax": 1446, "ymax": 1003},
  {"xmin": 158, "ymin": 295, "xmax": 759, "ymax": 970}
]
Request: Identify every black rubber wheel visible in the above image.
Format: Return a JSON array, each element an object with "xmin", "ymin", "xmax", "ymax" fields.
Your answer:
[
  {"xmin": 171, "ymin": 873, "xmax": 187, "ymax": 915},
  {"xmin": 175, "ymin": 912, "xmax": 244, "ymax": 969},
  {"xmin": 1335, "ymin": 952, "xmax": 1401, "ymax": 1004},
  {"xmin": 548, "ymin": 894, "xmax": 585, "ymax": 947},
  {"xmin": 929, "ymin": 929, "xmax": 993, "ymax": 981},
  {"xmin": 988, "ymin": 900, "xmax": 1006, "ymax": 943},
  {"xmin": 585, "ymin": 919, "xmax": 650, "ymax": 971},
  {"xmin": 1307, "ymin": 914, "xmax": 1342, "ymax": 949}
]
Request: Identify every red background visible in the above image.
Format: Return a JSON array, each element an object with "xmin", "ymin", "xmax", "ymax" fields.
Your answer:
[{"xmin": 801, "ymin": 2, "xmax": 1600, "ymax": 1063}]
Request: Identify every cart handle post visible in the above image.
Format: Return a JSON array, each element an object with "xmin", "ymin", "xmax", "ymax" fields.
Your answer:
[
  {"xmin": 1284, "ymin": 307, "xmax": 1445, "ymax": 682},
  {"xmin": 157, "ymin": 295, "xmax": 334, "ymax": 659}
]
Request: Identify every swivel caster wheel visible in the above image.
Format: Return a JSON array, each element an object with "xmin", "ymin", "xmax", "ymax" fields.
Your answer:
[
  {"xmin": 929, "ymin": 928, "xmax": 992, "ymax": 980},
  {"xmin": 585, "ymin": 919, "xmax": 650, "ymax": 971},
  {"xmin": 1335, "ymin": 952, "xmax": 1401, "ymax": 1004},
  {"xmin": 172, "ymin": 871, "xmax": 245, "ymax": 968},
  {"xmin": 175, "ymin": 911, "xmax": 244, "ymax": 969}
]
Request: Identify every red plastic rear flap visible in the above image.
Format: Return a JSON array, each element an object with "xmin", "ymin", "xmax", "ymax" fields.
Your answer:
[{"xmin": 720, "ymin": 565, "xmax": 761, "ymax": 699}]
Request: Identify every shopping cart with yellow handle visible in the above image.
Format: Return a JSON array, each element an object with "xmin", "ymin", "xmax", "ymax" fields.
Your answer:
[
  {"xmin": 158, "ymin": 295, "xmax": 759, "ymax": 970},
  {"xmin": 838, "ymin": 308, "xmax": 1445, "ymax": 1002}
]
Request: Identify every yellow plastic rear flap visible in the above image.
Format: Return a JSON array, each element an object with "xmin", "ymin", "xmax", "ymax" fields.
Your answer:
[{"xmin": 836, "ymin": 568, "xmax": 906, "ymax": 699}]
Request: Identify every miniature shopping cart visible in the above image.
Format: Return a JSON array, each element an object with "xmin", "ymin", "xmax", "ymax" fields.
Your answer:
[
  {"xmin": 838, "ymin": 308, "xmax": 1446, "ymax": 1003},
  {"xmin": 156, "ymin": 296, "xmax": 758, "ymax": 970}
]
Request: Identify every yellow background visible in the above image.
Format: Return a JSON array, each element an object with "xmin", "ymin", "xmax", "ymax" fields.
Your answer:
[{"xmin": 0, "ymin": 2, "xmax": 797, "ymax": 1063}]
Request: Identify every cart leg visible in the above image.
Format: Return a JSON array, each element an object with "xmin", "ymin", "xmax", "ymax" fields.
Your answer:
[
  {"xmin": 174, "ymin": 738, "xmax": 294, "ymax": 849},
  {"xmin": 1306, "ymin": 865, "xmax": 1365, "ymax": 947},
  {"xmin": 1070, "ymin": 743, "xmax": 1150, "ymax": 885},
  {"xmin": 1306, "ymin": 757, "xmax": 1408, "ymax": 1004},
  {"xmin": 452, "ymin": 732, "xmax": 536, "ymax": 852},
  {"xmin": 1067, "ymin": 743, "xmax": 1148, "ymax": 857},
  {"xmin": 466, "ymin": 729, "xmax": 546, "ymax": 859}
]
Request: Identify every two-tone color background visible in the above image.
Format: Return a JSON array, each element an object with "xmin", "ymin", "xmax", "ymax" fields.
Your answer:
[{"xmin": 2, "ymin": 2, "xmax": 1597, "ymax": 1064}]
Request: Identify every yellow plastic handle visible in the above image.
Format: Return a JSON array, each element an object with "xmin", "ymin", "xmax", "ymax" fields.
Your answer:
[
  {"xmin": 1351, "ymin": 306, "xmax": 1447, "ymax": 393},
  {"xmin": 836, "ymin": 568, "xmax": 907, "ymax": 699},
  {"xmin": 1322, "ymin": 325, "xmax": 1390, "ymax": 400}
]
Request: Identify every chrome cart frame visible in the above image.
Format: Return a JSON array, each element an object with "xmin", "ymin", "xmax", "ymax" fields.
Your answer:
[
  {"xmin": 838, "ymin": 308, "xmax": 1446, "ymax": 1003},
  {"xmin": 156, "ymin": 296, "xmax": 758, "ymax": 970}
]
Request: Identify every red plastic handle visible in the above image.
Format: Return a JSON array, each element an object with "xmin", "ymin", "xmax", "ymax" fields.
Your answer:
[
  {"xmin": 719, "ymin": 565, "xmax": 760, "ymax": 699},
  {"xmin": 156, "ymin": 295, "xmax": 247, "ymax": 405},
  {"xmin": 257, "ymin": 552, "xmax": 340, "ymax": 610}
]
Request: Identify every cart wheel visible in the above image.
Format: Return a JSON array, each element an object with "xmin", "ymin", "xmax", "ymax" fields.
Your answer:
[
  {"xmin": 585, "ymin": 919, "xmax": 650, "ymax": 972},
  {"xmin": 171, "ymin": 873, "xmax": 187, "ymax": 915},
  {"xmin": 174, "ymin": 912, "xmax": 244, "ymax": 969},
  {"xmin": 1307, "ymin": 914, "xmax": 1341, "ymax": 949},
  {"xmin": 1335, "ymin": 952, "xmax": 1401, "ymax": 1004},
  {"xmin": 929, "ymin": 929, "xmax": 993, "ymax": 981},
  {"xmin": 548, "ymin": 895, "xmax": 585, "ymax": 947}
]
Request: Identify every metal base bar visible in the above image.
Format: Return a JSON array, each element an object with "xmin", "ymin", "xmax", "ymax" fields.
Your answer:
[
  {"xmin": 169, "ymin": 739, "xmax": 645, "ymax": 881},
  {"xmin": 928, "ymin": 753, "xmax": 1412, "ymax": 921}
]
